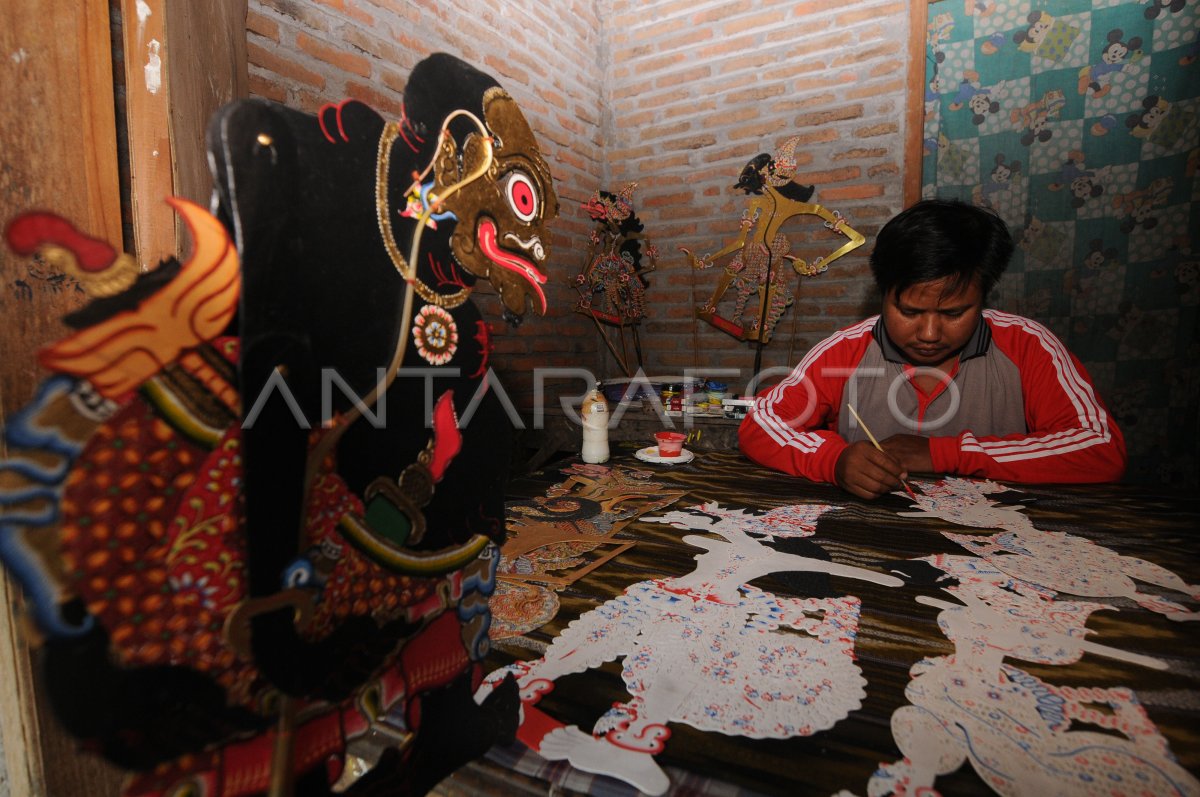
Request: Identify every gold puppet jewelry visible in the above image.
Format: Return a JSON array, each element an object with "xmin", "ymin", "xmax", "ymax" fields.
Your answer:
[{"xmin": 375, "ymin": 121, "xmax": 472, "ymax": 309}]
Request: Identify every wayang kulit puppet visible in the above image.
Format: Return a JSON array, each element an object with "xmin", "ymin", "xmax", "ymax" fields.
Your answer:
[
  {"xmin": 682, "ymin": 136, "xmax": 865, "ymax": 372},
  {"xmin": 573, "ymin": 183, "xmax": 658, "ymax": 376},
  {"xmin": 0, "ymin": 53, "xmax": 557, "ymax": 796}
]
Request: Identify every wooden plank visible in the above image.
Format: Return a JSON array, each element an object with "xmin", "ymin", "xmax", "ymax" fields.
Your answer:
[
  {"xmin": 121, "ymin": 0, "xmax": 177, "ymax": 270},
  {"xmin": 1, "ymin": 4, "xmax": 127, "ymax": 794},
  {"xmin": 0, "ymin": 571, "xmax": 45, "ymax": 797},
  {"xmin": 0, "ymin": 0, "xmax": 123, "ymax": 409},
  {"xmin": 165, "ymin": 0, "xmax": 249, "ymax": 240},
  {"xmin": 903, "ymin": 1, "xmax": 931, "ymax": 207}
]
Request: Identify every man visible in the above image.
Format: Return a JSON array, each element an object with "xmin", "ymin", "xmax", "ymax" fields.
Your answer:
[{"xmin": 739, "ymin": 199, "xmax": 1126, "ymax": 499}]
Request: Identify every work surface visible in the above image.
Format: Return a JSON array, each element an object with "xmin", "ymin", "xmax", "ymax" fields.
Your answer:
[{"xmin": 458, "ymin": 445, "xmax": 1200, "ymax": 797}]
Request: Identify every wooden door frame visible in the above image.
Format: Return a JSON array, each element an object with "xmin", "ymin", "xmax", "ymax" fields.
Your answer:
[
  {"xmin": 1, "ymin": 2, "xmax": 123, "ymax": 789},
  {"xmin": 1, "ymin": 2, "xmax": 246, "ymax": 793},
  {"xmin": 904, "ymin": 0, "xmax": 931, "ymax": 207}
]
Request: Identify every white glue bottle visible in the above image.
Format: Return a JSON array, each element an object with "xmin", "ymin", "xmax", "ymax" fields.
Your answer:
[{"xmin": 581, "ymin": 384, "xmax": 610, "ymax": 464}]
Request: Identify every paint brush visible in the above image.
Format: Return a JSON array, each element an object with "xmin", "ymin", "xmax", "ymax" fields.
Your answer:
[{"xmin": 846, "ymin": 404, "xmax": 919, "ymax": 502}]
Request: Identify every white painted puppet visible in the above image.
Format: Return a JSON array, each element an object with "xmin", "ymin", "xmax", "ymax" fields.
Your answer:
[
  {"xmin": 869, "ymin": 543, "xmax": 1196, "ymax": 795},
  {"xmin": 899, "ymin": 478, "xmax": 1200, "ymax": 621},
  {"xmin": 871, "ymin": 655, "xmax": 1198, "ymax": 797},
  {"xmin": 477, "ymin": 501, "xmax": 902, "ymax": 795}
]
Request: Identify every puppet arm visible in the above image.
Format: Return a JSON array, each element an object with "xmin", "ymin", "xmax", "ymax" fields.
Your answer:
[
  {"xmin": 680, "ymin": 199, "xmax": 764, "ymax": 269},
  {"xmin": 786, "ymin": 206, "xmax": 866, "ymax": 276}
]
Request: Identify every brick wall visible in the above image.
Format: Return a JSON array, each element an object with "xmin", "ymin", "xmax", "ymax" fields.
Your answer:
[
  {"xmin": 604, "ymin": 0, "xmax": 912, "ymax": 390},
  {"xmin": 244, "ymin": 0, "xmax": 914, "ymax": 405},
  {"xmin": 245, "ymin": 0, "xmax": 609, "ymax": 407}
]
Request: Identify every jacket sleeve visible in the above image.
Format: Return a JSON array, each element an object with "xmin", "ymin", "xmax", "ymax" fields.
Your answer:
[
  {"xmin": 738, "ymin": 325, "xmax": 870, "ymax": 484},
  {"xmin": 927, "ymin": 314, "xmax": 1127, "ymax": 483}
]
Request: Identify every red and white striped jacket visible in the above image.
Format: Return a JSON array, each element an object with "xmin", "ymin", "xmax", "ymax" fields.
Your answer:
[{"xmin": 739, "ymin": 309, "xmax": 1127, "ymax": 485}]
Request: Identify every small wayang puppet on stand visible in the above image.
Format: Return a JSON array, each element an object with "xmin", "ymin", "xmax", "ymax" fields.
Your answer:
[
  {"xmin": 573, "ymin": 183, "xmax": 658, "ymax": 376},
  {"xmin": 682, "ymin": 136, "xmax": 865, "ymax": 375},
  {"xmin": 0, "ymin": 53, "xmax": 558, "ymax": 796}
]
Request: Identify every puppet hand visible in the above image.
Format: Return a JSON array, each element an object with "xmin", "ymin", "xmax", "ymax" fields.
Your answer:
[
  {"xmin": 835, "ymin": 441, "xmax": 907, "ymax": 500},
  {"xmin": 880, "ymin": 434, "xmax": 934, "ymax": 474}
]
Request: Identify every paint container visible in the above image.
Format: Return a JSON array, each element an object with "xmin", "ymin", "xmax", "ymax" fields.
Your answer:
[
  {"xmin": 654, "ymin": 431, "xmax": 686, "ymax": 458},
  {"xmin": 582, "ymin": 387, "xmax": 610, "ymax": 464},
  {"xmin": 705, "ymin": 380, "xmax": 728, "ymax": 404}
]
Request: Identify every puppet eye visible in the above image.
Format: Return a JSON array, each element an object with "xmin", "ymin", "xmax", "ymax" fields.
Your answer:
[{"xmin": 505, "ymin": 171, "xmax": 539, "ymax": 223}]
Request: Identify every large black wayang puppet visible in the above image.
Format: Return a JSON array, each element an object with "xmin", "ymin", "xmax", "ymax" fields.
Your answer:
[{"xmin": 0, "ymin": 53, "xmax": 557, "ymax": 796}]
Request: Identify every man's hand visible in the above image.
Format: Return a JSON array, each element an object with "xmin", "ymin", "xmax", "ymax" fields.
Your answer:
[
  {"xmin": 835, "ymin": 441, "xmax": 907, "ymax": 500},
  {"xmin": 880, "ymin": 434, "xmax": 933, "ymax": 474}
]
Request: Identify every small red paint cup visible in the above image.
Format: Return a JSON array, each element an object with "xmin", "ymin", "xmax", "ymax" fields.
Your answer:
[{"xmin": 655, "ymin": 431, "xmax": 686, "ymax": 458}]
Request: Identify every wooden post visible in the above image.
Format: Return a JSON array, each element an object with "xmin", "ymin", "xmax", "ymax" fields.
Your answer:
[
  {"xmin": 903, "ymin": 1, "xmax": 931, "ymax": 207},
  {"xmin": 121, "ymin": 0, "xmax": 178, "ymax": 270},
  {"xmin": 165, "ymin": 0, "xmax": 249, "ymax": 253},
  {"xmin": 1, "ymin": 2, "xmax": 247, "ymax": 794},
  {"xmin": 1, "ymin": 3, "xmax": 126, "ymax": 794}
]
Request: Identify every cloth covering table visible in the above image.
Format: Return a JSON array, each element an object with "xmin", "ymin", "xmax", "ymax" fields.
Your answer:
[{"xmin": 447, "ymin": 444, "xmax": 1200, "ymax": 797}]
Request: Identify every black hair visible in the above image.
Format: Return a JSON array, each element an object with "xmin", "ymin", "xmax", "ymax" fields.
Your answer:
[{"xmin": 869, "ymin": 198, "xmax": 1013, "ymax": 300}]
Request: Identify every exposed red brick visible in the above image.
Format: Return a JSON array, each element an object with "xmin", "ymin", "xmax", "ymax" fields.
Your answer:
[
  {"xmin": 789, "ymin": 0, "xmax": 846, "ymax": 16},
  {"xmin": 847, "ymin": 78, "xmax": 905, "ymax": 100},
  {"xmin": 724, "ymin": 9, "xmax": 788, "ymax": 35},
  {"xmin": 656, "ymin": 28, "xmax": 716, "ymax": 52},
  {"xmin": 343, "ymin": 4, "xmax": 374, "ymax": 26},
  {"xmin": 240, "ymin": 0, "xmax": 911, "ymax": 395},
  {"xmin": 643, "ymin": 191, "xmax": 697, "ymax": 208},
  {"xmin": 691, "ymin": 0, "xmax": 754, "ymax": 25},
  {"xmin": 296, "ymin": 32, "xmax": 372, "ymax": 77},
  {"xmin": 482, "ymin": 54, "xmax": 530, "ymax": 86},
  {"xmin": 836, "ymin": 2, "xmax": 906, "ymax": 26},
  {"xmin": 247, "ymin": 41, "xmax": 327, "ymax": 91},
  {"xmin": 833, "ymin": 147, "xmax": 887, "ymax": 160},
  {"xmin": 255, "ymin": 0, "xmax": 331, "ymax": 31},
  {"xmin": 853, "ymin": 122, "xmax": 899, "ymax": 138},
  {"xmin": 794, "ymin": 104, "xmax": 865, "ymax": 127},
  {"xmin": 847, "ymin": 204, "xmax": 894, "ymax": 219},
  {"xmin": 378, "ymin": 67, "xmax": 407, "ymax": 96},
  {"xmin": 819, "ymin": 183, "xmax": 887, "ymax": 200},
  {"xmin": 831, "ymin": 41, "xmax": 903, "ymax": 68},
  {"xmin": 343, "ymin": 80, "xmax": 401, "ymax": 116},
  {"xmin": 698, "ymin": 34, "xmax": 759, "ymax": 60},
  {"xmin": 731, "ymin": 118, "xmax": 790, "ymax": 139},
  {"xmin": 655, "ymin": 66, "xmax": 713, "ymax": 90},
  {"xmin": 702, "ymin": 106, "xmax": 761, "ymax": 127},
  {"xmin": 247, "ymin": 10, "xmax": 281, "ymax": 41},
  {"xmin": 660, "ymin": 134, "xmax": 718, "ymax": 152},
  {"xmin": 248, "ymin": 73, "xmax": 287, "ymax": 103}
]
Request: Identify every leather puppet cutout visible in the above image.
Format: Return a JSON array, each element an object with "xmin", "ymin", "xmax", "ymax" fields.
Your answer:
[
  {"xmin": 682, "ymin": 135, "xmax": 865, "ymax": 344},
  {"xmin": 573, "ymin": 183, "xmax": 658, "ymax": 376},
  {"xmin": 0, "ymin": 52, "xmax": 557, "ymax": 796}
]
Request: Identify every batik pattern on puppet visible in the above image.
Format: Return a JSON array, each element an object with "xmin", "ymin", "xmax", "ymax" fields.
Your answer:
[
  {"xmin": 477, "ymin": 500, "xmax": 902, "ymax": 796},
  {"xmin": 489, "ymin": 463, "xmax": 687, "ymax": 641},
  {"xmin": 683, "ymin": 135, "xmax": 866, "ymax": 344},
  {"xmin": 574, "ymin": 183, "xmax": 658, "ymax": 375},
  {"xmin": 867, "ymin": 476, "xmax": 1199, "ymax": 797},
  {"xmin": 1, "ymin": 52, "xmax": 559, "ymax": 797}
]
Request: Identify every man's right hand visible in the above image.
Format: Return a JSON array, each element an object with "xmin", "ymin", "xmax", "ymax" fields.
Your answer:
[{"xmin": 834, "ymin": 441, "xmax": 907, "ymax": 500}]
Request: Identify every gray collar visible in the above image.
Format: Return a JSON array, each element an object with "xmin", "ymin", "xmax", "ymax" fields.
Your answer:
[{"xmin": 872, "ymin": 315, "xmax": 991, "ymax": 365}]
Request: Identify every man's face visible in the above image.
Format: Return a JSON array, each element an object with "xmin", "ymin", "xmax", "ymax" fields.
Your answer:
[{"xmin": 882, "ymin": 277, "xmax": 984, "ymax": 369}]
